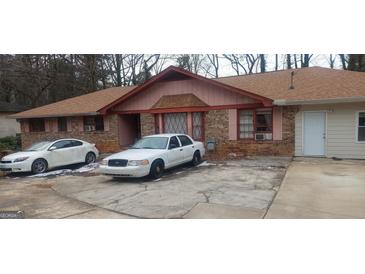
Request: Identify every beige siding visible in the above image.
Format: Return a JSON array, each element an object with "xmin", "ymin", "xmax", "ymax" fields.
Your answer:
[
  {"xmin": 295, "ymin": 103, "xmax": 365, "ymax": 159},
  {"xmin": 0, "ymin": 113, "xmax": 20, "ymax": 137}
]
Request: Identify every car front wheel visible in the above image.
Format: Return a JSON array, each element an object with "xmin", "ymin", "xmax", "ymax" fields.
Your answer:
[
  {"xmin": 149, "ymin": 160, "xmax": 164, "ymax": 180},
  {"xmin": 31, "ymin": 159, "xmax": 48, "ymax": 174}
]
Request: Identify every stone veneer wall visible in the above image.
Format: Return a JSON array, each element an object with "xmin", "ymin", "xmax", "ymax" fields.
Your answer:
[
  {"xmin": 204, "ymin": 106, "xmax": 299, "ymax": 160},
  {"xmin": 20, "ymin": 114, "xmax": 120, "ymax": 153},
  {"xmin": 140, "ymin": 113, "xmax": 155, "ymax": 137}
]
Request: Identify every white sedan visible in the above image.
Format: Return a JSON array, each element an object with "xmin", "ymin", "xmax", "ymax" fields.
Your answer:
[
  {"xmin": 0, "ymin": 138, "xmax": 99, "ymax": 174},
  {"xmin": 99, "ymin": 134, "xmax": 205, "ymax": 179}
]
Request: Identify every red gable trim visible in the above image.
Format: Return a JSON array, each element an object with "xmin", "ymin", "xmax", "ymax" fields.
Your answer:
[
  {"xmin": 99, "ymin": 66, "xmax": 273, "ymax": 114},
  {"xmin": 113, "ymin": 103, "xmax": 265, "ymax": 114}
]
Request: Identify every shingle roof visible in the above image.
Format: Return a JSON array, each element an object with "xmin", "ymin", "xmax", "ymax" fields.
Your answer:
[
  {"xmin": 0, "ymin": 101, "xmax": 28, "ymax": 113},
  {"xmin": 10, "ymin": 86, "xmax": 136, "ymax": 118},
  {"xmin": 151, "ymin": 94, "xmax": 208, "ymax": 109},
  {"xmin": 10, "ymin": 66, "xmax": 365, "ymax": 119},
  {"xmin": 215, "ymin": 66, "xmax": 365, "ymax": 102}
]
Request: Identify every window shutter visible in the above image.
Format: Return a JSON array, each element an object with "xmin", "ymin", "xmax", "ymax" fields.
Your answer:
[
  {"xmin": 67, "ymin": 117, "xmax": 72, "ymax": 132},
  {"xmin": 22, "ymin": 120, "xmax": 30, "ymax": 133},
  {"xmin": 272, "ymin": 107, "xmax": 283, "ymax": 140},
  {"xmin": 45, "ymin": 119, "xmax": 50, "ymax": 132},
  {"xmin": 104, "ymin": 115, "xmax": 110, "ymax": 131},
  {"xmin": 228, "ymin": 109, "xmax": 237, "ymax": 140}
]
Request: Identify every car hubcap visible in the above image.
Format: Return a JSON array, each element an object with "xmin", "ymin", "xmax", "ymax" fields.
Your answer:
[
  {"xmin": 35, "ymin": 161, "xmax": 45, "ymax": 172},
  {"xmin": 156, "ymin": 166, "xmax": 161, "ymax": 173},
  {"xmin": 87, "ymin": 154, "xmax": 95, "ymax": 163}
]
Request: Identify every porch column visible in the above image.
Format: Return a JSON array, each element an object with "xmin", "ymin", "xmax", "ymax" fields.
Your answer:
[
  {"xmin": 158, "ymin": 114, "xmax": 163, "ymax": 133},
  {"xmin": 187, "ymin": 112, "xmax": 193, "ymax": 136}
]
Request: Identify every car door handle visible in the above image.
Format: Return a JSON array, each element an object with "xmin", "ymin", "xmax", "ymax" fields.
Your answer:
[
  {"xmin": 192, "ymin": 146, "xmax": 194, "ymax": 148},
  {"xmin": 180, "ymin": 149, "xmax": 183, "ymax": 151}
]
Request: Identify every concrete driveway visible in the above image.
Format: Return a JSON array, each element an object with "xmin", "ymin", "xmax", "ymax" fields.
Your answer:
[
  {"xmin": 0, "ymin": 157, "xmax": 290, "ymax": 219},
  {"xmin": 266, "ymin": 158, "xmax": 365, "ymax": 218}
]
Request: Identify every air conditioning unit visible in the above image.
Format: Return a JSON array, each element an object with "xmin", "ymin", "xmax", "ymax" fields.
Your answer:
[
  {"xmin": 255, "ymin": 133, "xmax": 272, "ymax": 141},
  {"xmin": 84, "ymin": 125, "xmax": 95, "ymax": 131}
]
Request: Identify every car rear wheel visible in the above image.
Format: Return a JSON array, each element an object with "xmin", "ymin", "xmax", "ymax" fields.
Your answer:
[
  {"xmin": 149, "ymin": 160, "xmax": 164, "ymax": 180},
  {"xmin": 192, "ymin": 151, "xmax": 201, "ymax": 166},
  {"xmin": 31, "ymin": 159, "xmax": 48, "ymax": 174},
  {"xmin": 85, "ymin": 152, "xmax": 96, "ymax": 164}
]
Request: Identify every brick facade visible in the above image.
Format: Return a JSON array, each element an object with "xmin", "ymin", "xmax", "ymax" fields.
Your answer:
[
  {"xmin": 19, "ymin": 106, "xmax": 298, "ymax": 158},
  {"xmin": 204, "ymin": 106, "xmax": 298, "ymax": 159},
  {"xmin": 137, "ymin": 107, "xmax": 298, "ymax": 160},
  {"xmin": 20, "ymin": 114, "xmax": 120, "ymax": 153}
]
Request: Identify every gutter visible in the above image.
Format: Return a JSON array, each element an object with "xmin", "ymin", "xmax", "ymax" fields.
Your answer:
[
  {"xmin": 9, "ymin": 111, "xmax": 100, "ymax": 119},
  {"xmin": 274, "ymin": 96, "xmax": 365, "ymax": 106}
]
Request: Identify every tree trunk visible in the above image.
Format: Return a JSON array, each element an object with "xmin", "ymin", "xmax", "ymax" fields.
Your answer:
[{"xmin": 286, "ymin": 54, "xmax": 292, "ymax": 69}]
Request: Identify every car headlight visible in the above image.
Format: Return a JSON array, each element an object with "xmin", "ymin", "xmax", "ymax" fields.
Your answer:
[
  {"xmin": 14, "ymin": 157, "xmax": 29, "ymax": 162},
  {"xmin": 101, "ymin": 159, "xmax": 108, "ymax": 165},
  {"xmin": 127, "ymin": 160, "xmax": 149, "ymax": 166}
]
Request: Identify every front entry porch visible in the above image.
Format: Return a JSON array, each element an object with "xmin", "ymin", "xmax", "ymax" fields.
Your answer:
[{"xmin": 119, "ymin": 114, "xmax": 141, "ymax": 147}]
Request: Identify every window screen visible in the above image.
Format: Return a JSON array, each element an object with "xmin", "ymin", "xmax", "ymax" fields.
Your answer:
[
  {"xmin": 29, "ymin": 118, "xmax": 45, "ymax": 132},
  {"xmin": 239, "ymin": 110, "xmax": 254, "ymax": 138},
  {"xmin": 84, "ymin": 116, "xmax": 104, "ymax": 131},
  {"xmin": 256, "ymin": 110, "xmax": 272, "ymax": 132},
  {"xmin": 164, "ymin": 113, "xmax": 187, "ymax": 134},
  {"xmin": 58, "ymin": 117, "xmax": 67, "ymax": 132},
  {"xmin": 192, "ymin": 112, "xmax": 203, "ymax": 140}
]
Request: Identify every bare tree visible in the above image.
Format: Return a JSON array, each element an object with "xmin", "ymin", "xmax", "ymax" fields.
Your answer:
[
  {"xmin": 203, "ymin": 54, "xmax": 220, "ymax": 78},
  {"xmin": 174, "ymin": 54, "xmax": 206, "ymax": 75},
  {"xmin": 339, "ymin": 54, "xmax": 348, "ymax": 70},
  {"xmin": 259, "ymin": 54, "xmax": 266, "ymax": 73},
  {"xmin": 286, "ymin": 54, "xmax": 292, "ymax": 69},
  {"xmin": 328, "ymin": 54, "xmax": 336, "ymax": 69},
  {"xmin": 275, "ymin": 54, "xmax": 279, "ymax": 71},
  {"xmin": 301, "ymin": 54, "xmax": 313, "ymax": 67},
  {"xmin": 347, "ymin": 54, "xmax": 365, "ymax": 71},
  {"xmin": 223, "ymin": 54, "xmax": 260, "ymax": 75}
]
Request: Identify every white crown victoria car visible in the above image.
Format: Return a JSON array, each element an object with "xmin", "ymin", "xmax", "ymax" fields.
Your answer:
[
  {"xmin": 0, "ymin": 138, "xmax": 99, "ymax": 174},
  {"xmin": 99, "ymin": 134, "xmax": 205, "ymax": 179}
]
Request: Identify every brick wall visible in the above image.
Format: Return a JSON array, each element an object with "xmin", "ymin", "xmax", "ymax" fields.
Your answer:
[
  {"xmin": 204, "ymin": 106, "xmax": 299, "ymax": 160},
  {"xmin": 140, "ymin": 113, "xmax": 155, "ymax": 137},
  {"xmin": 137, "ymin": 107, "xmax": 298, "ymax": 159},
  {"xmin": 20, "ymin": 114, "xmax": 120, "ymax": 153}
]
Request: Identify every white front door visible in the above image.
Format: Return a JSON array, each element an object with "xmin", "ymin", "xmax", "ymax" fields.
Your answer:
[{"xmin": 303, "ymin": 112, "xmax": 326, "ymax": 156}]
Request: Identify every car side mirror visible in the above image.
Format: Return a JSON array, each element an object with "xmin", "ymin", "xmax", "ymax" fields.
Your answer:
[
  {"xmin": 48, "ymin": 146, "xmax": 57, "ymax": 151},
  {"xmin": 169, "ymin": 143, "xmax": 177, "ymax": 150}
]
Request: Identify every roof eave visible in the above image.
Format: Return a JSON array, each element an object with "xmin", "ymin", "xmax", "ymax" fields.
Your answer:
[
  {"xmin": 274, "ymin": 96, "xmax": 365, "ymax": 106},
  {"xmin": 9, "ymin": 111, "xmax": 100, "ymax": 119}
]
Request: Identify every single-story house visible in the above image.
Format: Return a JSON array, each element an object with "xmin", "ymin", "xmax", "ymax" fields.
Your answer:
[
  {"xmin": 10, "ymin": 66, "xmax": 365, "ymax": 159},
  {"xmin": 0, "ymin": 101, "xmax": 28, "ymax": 138}
]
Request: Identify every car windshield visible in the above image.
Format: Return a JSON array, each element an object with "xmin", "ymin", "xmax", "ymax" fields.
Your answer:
[
  {"xmin": 130, "ymin": 137, "xmax": 169, "ymax": 149},
  {"xmin": 25, "ymin": 141, "xmax": 51, "ymax": 151}
]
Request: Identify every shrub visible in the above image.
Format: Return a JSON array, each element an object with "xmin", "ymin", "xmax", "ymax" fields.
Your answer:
[{"xmin": 0, "ymin": 135, "xmax": 21, "ymax": 151}]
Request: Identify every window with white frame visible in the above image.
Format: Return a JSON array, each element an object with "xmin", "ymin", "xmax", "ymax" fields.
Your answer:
[{"xmin": 358, "ymin": 112, "xmax": 365, "ymax": 142}]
